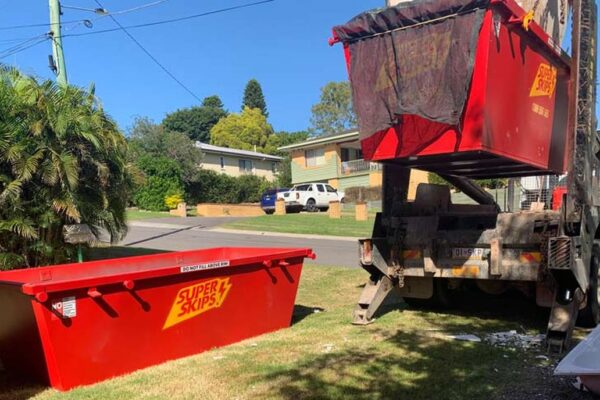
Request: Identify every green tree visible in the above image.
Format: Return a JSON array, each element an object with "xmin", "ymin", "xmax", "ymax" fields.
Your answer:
[
  {"xmin": 265, "ymin": 130, "xmax": 309, "ymax": 157},
  {"xmin": 276, "ymin": 156, "xmax": 293, "ymax": 188},
  {"xmin": 310, "ymin": 81, "xmax": 357, "ymax": 135},
  {"xmin": 162, "ymin": 95, "xmax": 227, "ymax": 143},
  {"xmin": 202, "ymin": 95, "xmax": 224, "ymax": 109},
  {"xmin": 210, "ymin": 107, "xmax": 274, "ymax": 153},
  {"xmin": 242, "ymin": 79, "xmax": 268, "ymax": 117},
  {"xmin": 0, "ymin": 67, "xmax": 132, "ymax": 269},
  {"xmin": 272, "ymin": 130, "xmax": 310, "ymax": 149},
  {"xmin": 128, "ymin": 117, "xmax": 202, "ymax": 183}
]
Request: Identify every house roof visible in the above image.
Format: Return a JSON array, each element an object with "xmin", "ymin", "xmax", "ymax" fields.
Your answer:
[
  {"xmin": 278, "ymin": 130, "xmax": 359, "ymax": 151},
  {"xmin": 195, "ymin": 142, "xmax": 283, "ymax": 161}
]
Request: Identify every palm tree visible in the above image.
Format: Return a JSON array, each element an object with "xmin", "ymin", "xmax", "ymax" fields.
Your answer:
[{"xmin": 0, "ymin": 67, "xmax": 132, "ymax": 269}]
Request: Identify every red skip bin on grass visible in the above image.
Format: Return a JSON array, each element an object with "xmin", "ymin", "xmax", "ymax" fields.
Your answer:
[{"xmin": 0, "ymin": 247, "xmax": 314, "ymax": 391}]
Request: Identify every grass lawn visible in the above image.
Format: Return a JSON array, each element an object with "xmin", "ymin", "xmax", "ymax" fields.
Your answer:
[
  {"xmin": 126, "ymin": 209, "xmax": 171, "ymax": 221},
  {"xmin": 222, "ymin": 213, "xmax": 375, "ymax": 238},
  {"xmin": 0, "ymin": 257, "xmax": 580, "ymax": 400}
]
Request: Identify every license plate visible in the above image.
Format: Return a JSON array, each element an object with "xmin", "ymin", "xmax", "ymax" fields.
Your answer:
[{"xmin": 452, "ymin": 248, "xmax": 485, "ymax": 259}]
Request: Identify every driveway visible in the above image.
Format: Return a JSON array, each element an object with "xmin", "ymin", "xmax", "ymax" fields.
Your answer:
[{"xmin": 121, "ymin": 217, "xmax": 359, "ymax": 268}]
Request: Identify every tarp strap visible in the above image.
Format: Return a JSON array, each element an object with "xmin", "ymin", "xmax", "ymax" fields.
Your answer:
[{"xmin": 339, "ymin": 6, "xmax": 488, "ymax": 44}]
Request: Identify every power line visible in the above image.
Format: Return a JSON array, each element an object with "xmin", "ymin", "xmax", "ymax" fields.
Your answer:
[
  {"xmin": 0, "ymin": 18, "xmax": 83, "ymax": 31},
  {"xmin": 0, "ymin": 0, "xmax": 172, "ymax": 31},
  {"xmin": 92, "ymin": 0, "xmax": 201, "ymax": 102},
  {"xmin": 0, "ymin": 34, "xmax": 48, "ymax": 56},
  {"xmin": 109, "ymin": 0, "xmax": 171, "ymax": 16},
  {"xmin": 62, "ymin": 0, "xmax": 173, "ymax": 34},
  {"xmin": 63, "ymin": 0, "xmax": 275, "ymax": 38},
  {"xmin": 0, "ymin": 36, "xmax": 49, "ymax": 60}
]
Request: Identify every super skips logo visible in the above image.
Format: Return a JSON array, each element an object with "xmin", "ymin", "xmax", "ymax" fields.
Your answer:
[
  {"xmin": 163, "ymin": 278, "xmax": 232, "ymax": 329},
  {"xmin": 530, "ymin": 63, "xmax": 557, "ymax": 98}
]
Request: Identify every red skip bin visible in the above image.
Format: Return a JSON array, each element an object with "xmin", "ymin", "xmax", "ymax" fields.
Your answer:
[
  {"xmin": 332, "ymin": 0, "xmax": 571, "ymax": 178},
  {"xmin": 0, "ymin": 247, "xmax": 314, "ymax": 391}
]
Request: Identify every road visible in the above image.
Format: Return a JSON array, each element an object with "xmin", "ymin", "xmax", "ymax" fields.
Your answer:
[{"xmin": 119, "ymin": 217, "xmax": 360, "ymax": 268}]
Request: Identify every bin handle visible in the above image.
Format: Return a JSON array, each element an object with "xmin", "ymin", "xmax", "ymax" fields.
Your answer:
[{"xmin": 123, "ymin": 280, "xmax": 135, "ymax": 290}]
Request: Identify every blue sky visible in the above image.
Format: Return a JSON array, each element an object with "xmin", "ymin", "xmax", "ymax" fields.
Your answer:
[
  {"xmin": 0, "ymin": 0, "xmax": 381, "ymax": 134},
  {"xmin": 1, "ymin": 1, "xmax": 597, "ymax": 134}
]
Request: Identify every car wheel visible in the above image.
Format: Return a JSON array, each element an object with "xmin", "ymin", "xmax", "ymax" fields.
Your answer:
[
  {"xmin": 264, "ymin": 209, "xmax": 274, "ymax": 215},
  {"xmin": 306, "ymin": 198, "xmax": 317, "ymax": 212}
]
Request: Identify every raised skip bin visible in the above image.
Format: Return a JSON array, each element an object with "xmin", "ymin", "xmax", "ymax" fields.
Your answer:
[
  {"xmin": 332, "ymin": 0, "xmax": 570, "ymax": 178},
  {"xmin": 0, "ymin": 247, "xmax": 314, "ymax": 391}
]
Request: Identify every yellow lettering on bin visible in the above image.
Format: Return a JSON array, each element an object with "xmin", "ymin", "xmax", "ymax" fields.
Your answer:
[
  {"xmin": 163, "ymin": 277, "xmax": 232, "ymax": 329},
  {"xmin": 530, "ymin": 63, "xmax": 557, "ymax": 98}
]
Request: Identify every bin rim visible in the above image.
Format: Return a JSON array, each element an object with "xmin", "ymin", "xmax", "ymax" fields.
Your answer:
[
  {"xmin": 330, "ymin": 0, "xmax": 570, "ymax": 70},
  {"xmin": 2, "ymin": 247, "xmax": 314, "ymax": 297}
]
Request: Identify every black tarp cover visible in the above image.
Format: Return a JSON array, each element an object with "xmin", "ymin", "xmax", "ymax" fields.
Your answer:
[{"xmin": 333, "ymin": 0, "xmax": 489, "ymax": 140}]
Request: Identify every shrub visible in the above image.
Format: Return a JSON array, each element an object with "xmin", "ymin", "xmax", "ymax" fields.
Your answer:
[
  {"xmin": 186, "ymin": 169, "xmax": 270, "ymax": 204},
  {"xmin": 428, "ymin": 173, "xmax": 507, "ymax": 189},
  {"xmin": 164, "ymin": 192, "xmax": 185, "ymax": 210},
  {"xmin": 133, "ymin": 156, "xmax": 184, "ymax": 211}
]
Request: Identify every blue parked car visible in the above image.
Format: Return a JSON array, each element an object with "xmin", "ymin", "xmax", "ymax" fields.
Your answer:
[{"xmin": 261, "ymin": 188, "xmax": 289, "ymax": 214}]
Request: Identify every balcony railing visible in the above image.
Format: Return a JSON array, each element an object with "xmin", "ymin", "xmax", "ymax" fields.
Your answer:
[{"xmin": 340, "ymin": 159, "xmax": 381, "ymax": 175}]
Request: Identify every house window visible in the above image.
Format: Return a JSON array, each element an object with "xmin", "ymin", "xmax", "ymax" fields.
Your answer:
[
  {"xmin": 239, "ymin": 159, "xmax": 253, "ymax": 173},
  {"xmin": 341, "ymin": 147, "xmax": 363, "ymax": 162},
  {"xmin": 220, "ymin": 156, "xmax": 225, "ymax": 169},
  {"xmin": 305, "ymin": 148, "xmax": 325, "ymax": 167}
]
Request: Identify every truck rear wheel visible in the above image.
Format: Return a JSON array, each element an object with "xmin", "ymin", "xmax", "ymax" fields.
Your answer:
[{"xmin": 577, "ymin": 244, "xmax": 600, "ymax": 327}]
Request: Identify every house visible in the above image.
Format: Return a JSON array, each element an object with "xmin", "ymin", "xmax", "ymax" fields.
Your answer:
[
  {"xmin": 278, "ymin": 130, "xmax": 428, "ymax": 198},
  {"xmin": 195, "ymin": 142, "xmax": 282, "ymax": 182}
]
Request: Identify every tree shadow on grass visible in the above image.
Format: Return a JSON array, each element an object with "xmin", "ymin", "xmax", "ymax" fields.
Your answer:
[
  {"xmin": 261, "ymin": 321, "xmax": 595, "ymax": 400},
  {"xmin": 262, "ymin": 329, "xmax": 519, "ymax": 400}
]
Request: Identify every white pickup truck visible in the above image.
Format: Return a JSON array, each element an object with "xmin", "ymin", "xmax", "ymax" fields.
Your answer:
[{"xmin": 277, "ymin": 183, "xmax": 345, "ymax": 212}]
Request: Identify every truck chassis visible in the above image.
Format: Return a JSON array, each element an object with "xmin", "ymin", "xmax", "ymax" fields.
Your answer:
[{"xmin": 352, "ymin": 0, "xmax": 599, "ymax": 353}]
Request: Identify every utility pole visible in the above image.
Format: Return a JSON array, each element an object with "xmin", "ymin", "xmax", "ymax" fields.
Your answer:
[{"xmin": 48, "ymin": 0, "xmax": 68, "ymax": 86}]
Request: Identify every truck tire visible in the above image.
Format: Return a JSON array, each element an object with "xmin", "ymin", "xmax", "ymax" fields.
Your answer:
[
  {"xmin": 578, "ymin": 245, "xmax": 600, "ymax": 327},
  {"xmin": 306, "ymin": 198, "xmax": 317, "ymax": 212}
]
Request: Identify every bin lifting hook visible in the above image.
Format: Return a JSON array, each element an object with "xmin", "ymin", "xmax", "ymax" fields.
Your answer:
[{"xmin": 35, "ymin": 292, "xmax": 48, "ymax": 303}]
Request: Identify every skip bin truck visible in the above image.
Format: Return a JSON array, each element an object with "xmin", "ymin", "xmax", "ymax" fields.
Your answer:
[{"xmin": 331, "ymin": 0, "xmax": 598, "ymax": 352}]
